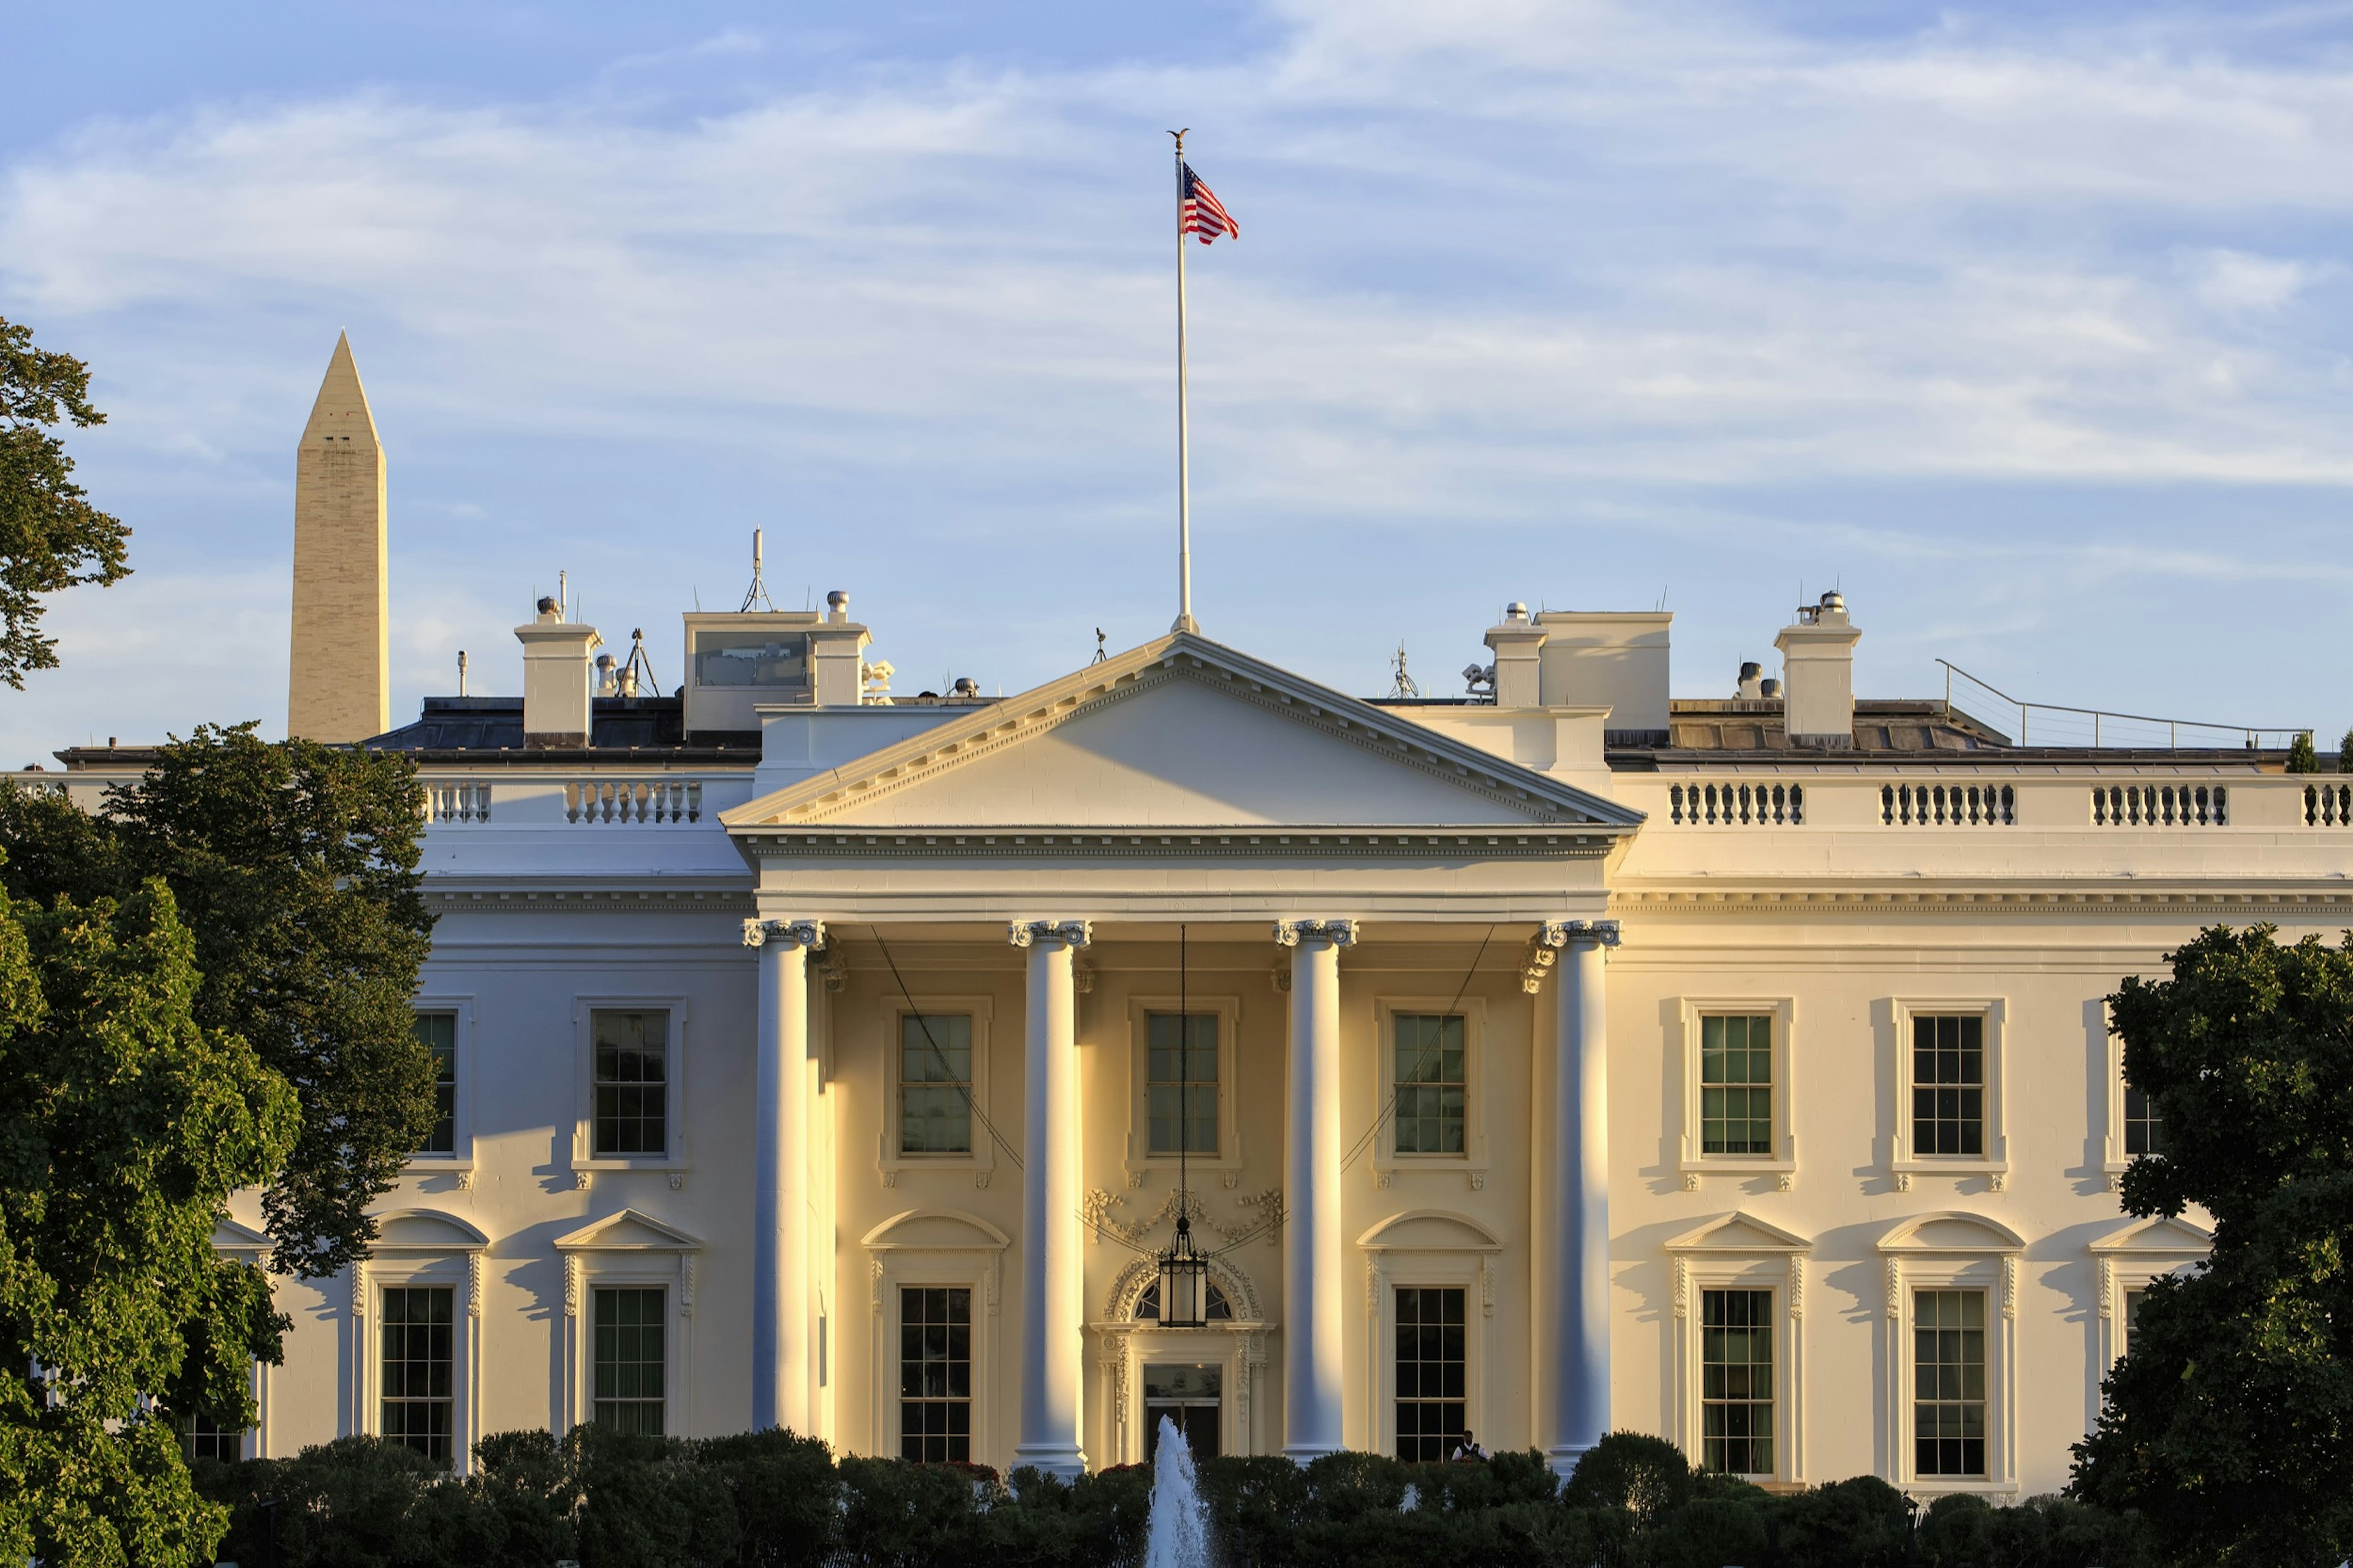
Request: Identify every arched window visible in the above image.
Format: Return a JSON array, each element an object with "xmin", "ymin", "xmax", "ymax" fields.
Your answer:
[{"xmin": 1135, "ymin": 1279, "xmax": 1233, "ymax": 1321}]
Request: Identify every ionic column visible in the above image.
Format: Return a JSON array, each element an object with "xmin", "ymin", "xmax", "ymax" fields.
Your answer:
[
  {"xmin": 745, "ymin": 916, "xmax": 824, "ymax": 1434},
  {"xmin": 1539, "ymin": 918, "xmax": 1619, "ymax": 1474},
  {"xmin": 1275, "ymin": 917, "xmax": 1355, "ymax": 1461},
  {"xmin": 1010, "ymin": 918, "xmax": 1092, "ymax": 1477}
]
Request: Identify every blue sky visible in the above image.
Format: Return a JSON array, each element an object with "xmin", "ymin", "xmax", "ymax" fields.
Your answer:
[{"xmin": 3, "ymin": 1, "xmax": 2351, "ymax": 760}]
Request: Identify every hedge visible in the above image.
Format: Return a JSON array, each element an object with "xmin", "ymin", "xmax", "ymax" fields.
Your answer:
[{"xmin": 192, "ymin": 1428, "xmax": 2158, "ymax": 1568}]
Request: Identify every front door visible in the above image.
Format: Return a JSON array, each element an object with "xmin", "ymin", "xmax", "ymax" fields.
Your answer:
[{"xmin": 1142, "ymin": 1363, "xmax": 1221, "ymax": 1462}]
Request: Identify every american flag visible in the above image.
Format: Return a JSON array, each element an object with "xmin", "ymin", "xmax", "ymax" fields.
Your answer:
[{"xmin": 1180, "ymin": 163, "xmax": 1239, "ymax": 245}]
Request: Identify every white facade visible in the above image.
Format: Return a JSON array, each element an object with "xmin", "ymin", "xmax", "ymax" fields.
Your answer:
[{"xmin": 39, "ymin": 584, "xmax": 2351, "ymax": 1500}]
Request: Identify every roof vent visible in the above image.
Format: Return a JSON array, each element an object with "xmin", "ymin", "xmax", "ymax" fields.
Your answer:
[{"xmin": 1736, "ymin": 661, "xmax": 1764, "ymax": 699}]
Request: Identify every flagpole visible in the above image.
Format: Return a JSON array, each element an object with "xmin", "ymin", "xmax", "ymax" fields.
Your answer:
[{"xmin": 1172, "ymin": 129, "xmax": 1197, "ymax": 634}]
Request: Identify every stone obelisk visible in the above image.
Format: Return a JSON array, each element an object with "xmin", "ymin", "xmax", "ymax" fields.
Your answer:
[{"xmin": 287, "ymin": 332, "xmax": 389, "ymax": 741}]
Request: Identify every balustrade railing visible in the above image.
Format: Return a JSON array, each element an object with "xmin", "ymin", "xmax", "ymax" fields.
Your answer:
[
  {"xmin": 1881, "ymin": 782, "xmax": 2014, "ymax": 827},
  {"xmin": 422, "ymin": 781, "xmax": 491, "ymax": 823},
  {"xmin": 1667, "ymin": 781, "xmax": 1804, "ymax": 826},
  {"xmin": 2091, "ymin": 784, "xmax": 2226, "ymax": 827},
  {"xmin": 2308, "ymin": 782, "xmax": 2353, "ymax": 827},
  {"xmin": 566, "ymin": 778, "xmax": 703, "ymax": 825}
]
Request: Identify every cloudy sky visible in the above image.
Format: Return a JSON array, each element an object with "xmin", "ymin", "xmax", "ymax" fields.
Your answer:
[{"xmin": 2, "ymin": 0, "xmax": 2349, "ymax": 762}]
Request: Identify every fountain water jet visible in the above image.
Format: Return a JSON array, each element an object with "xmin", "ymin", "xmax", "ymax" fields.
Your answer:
[{"xmin": 1143, "ymin": 1415, "xmax": 1212, "ymax": 1568}]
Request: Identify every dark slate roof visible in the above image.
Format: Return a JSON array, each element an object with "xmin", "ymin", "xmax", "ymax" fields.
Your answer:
[{"xmin": 358, "ymin": 696, "xmax": 760, "ymax": 762}]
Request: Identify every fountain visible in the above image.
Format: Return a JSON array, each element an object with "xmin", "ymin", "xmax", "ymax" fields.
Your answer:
[{"xmin": 1143, "ymin": 1415, "xmax": 1213, "ymax": 1568}]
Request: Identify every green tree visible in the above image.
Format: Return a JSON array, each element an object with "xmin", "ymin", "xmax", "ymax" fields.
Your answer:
[
  {"xmin": 2340, "ymin": 726, "xmax": 2352, "ymax": 773},
  {"xmin": 0, "ymin": 316, "xmax": 131, "ymax": 687},
  {"xmin": 2284, "ymin": 731, "xmax": 2319, "ymax": 773},
  {"xmin": 0, "ymin": 723, "xmax": 436, "ymax": 1278},
  {"xmin": 2071, "ymin": 924, "xmax": 2353, "ymax": 1566},
  {"xmin": 0, "ymin": 880, "xmax": 298, "ymax": 1566}
]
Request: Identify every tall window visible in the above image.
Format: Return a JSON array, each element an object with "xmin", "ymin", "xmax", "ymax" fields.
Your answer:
[
  {"xmin": 1914, "ymin": 1289, "xmax": 1987, "ymax": 1477},
  {"xmin": 2124, "ymin": 1288, "xmax": 2148, "ymax": 1333},
  {"xmin": 900, "ymin": 1287, "xmax": 971, "ymax": 1463},
  {"xmin": 1393, "ymin": 1013, "xmax": 1467, "ymax": 1156},
  {"xmin": 178, "ymin": 1411, "xmax": 243, "ymax": 1464},
  {"xmin": 1911, "ymin": 1015, "xmax": 1985, "ymax": 1157},
  {"xmin": 1394, "ymin": 1286, "xmax": 1466, "ymax": 1463},
  {"xmin": 1700, "ymin": 1015, "xmax": 1773, "ymax": 1156},
  {"xmin": 899, "ymin": 1013, "xmax": 973, "ymax": 1155},
  {"xmin": 2123, "ymin": 1083, "xmax": 2166, "ymax": 1157},
  {"xmin": 414, "ymin": 1012, "xmax": 457, "ymax": 1155},
  {"xmin": 593, "ymin": 1010, "xmax": 668, "ymax": 1157},
  {"xmin": 1146, "ymin": 1013, "xmax": 1218, "ymax": 1156},
  {"xmin": 1700, "ymin": 1288, "xmax": 1774, "ymax": 1475},
  {"xmin": 381, "ymin": 1286, "xmax": 455, "ymax": 1465},
  {"xmin": 593, "ymin": 1287, "xmax": 666, "ymax": 1434}
]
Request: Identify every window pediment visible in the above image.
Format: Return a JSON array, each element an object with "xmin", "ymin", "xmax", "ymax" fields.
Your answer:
[
  {"xmin": 1665, "ymin": 1210, "xmax": 1812, "ymax": 1254},
  {"xmin": 553, "ymin": 1209, "xmax": 704, "ymax": 1252},
  {"xmin": 1357, "ymin": 1209, "xmax": 1504, "ymax": 1253},
  {"xmin": 370, "ymin": 1208, "xmax": 489, "ymax": 1251},
  {"xmin": 861, "ymin": 1208, "xmax": 1012, "ymax": 1252},
  {"xmin": 1877, "ymin": 1211, "xmax": 2025, "ymax": 1255}
]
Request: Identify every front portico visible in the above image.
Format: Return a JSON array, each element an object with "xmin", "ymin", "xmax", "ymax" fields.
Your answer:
[{"xmin": 720, "ymin": 633, "xmax": 1640, "ymax": 1474}]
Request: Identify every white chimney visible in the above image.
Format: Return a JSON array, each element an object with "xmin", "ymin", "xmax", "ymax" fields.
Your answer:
[
  {"xmin": 1482, "ymin": 602, "xmax": 1545, "ymax": 708},
  {"xmin": 1775, "ymin": 591, "xmax": 1859, "ymax": 746},
  {"xmin": 806, "ymin": 589, "xmax": 871, "ymax": 706},
  {"xmin": 515, "ymin": 596, "xmax": 602, "ymax": 747}
]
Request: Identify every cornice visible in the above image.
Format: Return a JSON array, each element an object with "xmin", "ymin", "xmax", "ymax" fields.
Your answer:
[
  {"xmin": 1615, "ymin": 883, "xmax": 2353, "ymax": 917},
  {"xmin": 733, "ymin": 827, "xmax": 1620, "ymax": 861},
  {"xmin": 425, "ymin": 885, "xmax": 752, "ymax": 914}
]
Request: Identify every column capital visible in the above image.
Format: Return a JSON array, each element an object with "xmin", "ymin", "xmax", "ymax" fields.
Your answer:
[
  {"xmin": 1537, "ymin": 918, "xmax": 1621, "ymax": 952},
  {"xmin": 743, "ymin": 917, "xmax": 825, "ymax": 950},
  {"xmin": 1273, "ymin": 918, "xmax": 1358, "ymax": 949},
  {"xmin": 1009, "ymin": 919, "xmax": 1093, "ymax": 951}
]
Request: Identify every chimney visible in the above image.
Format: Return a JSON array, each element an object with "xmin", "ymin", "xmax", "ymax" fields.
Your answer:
[
  {"xmin": 1775, "ymin": 591, "xmax": 1859, "ymax": 746},
  {"xmin": 515, "ymin": 595, "xmax": 602, "ymax": 747},
  {"xmin": 1482, "ymin": 602, "xmax": 1545, "ymax": 707},
  {"xmin": 806, "ymin": 589, "xmax": 871, "ymax": 706},
  {"xmin": 1735, "ymin": 661, "xmax": 1764, "ymax": 699}
]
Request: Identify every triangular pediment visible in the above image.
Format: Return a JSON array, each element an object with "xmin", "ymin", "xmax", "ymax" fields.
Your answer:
[
  {"xmin": 1666, "ymin": 1211, "xmax": 1811, "ymax": 1254},
  {"xmin": 2090, "ymin": 1214, "xmax": 2213, "ymax": 1256},
  {"xmin": 213, "ymin": 1216, "xmax": 271, "ymax": 1253},
  {"xmin": 554, "ymin": 1209, "xmax": 704, "ymax": 1252},
  {"xmin": 723, "ymin": 634, "xmax": 1640, "ymax": 834}
]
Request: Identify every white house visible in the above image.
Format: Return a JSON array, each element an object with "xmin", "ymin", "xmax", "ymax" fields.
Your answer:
[{"xmin": 34, "ymin": 340, "xmax": 2350, "ymax": 1499}]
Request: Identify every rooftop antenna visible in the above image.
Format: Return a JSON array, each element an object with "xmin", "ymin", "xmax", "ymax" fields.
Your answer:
[
  {"xmin": 457, "ymin": 650, "xmax": 468, "ymax": 697},
  {"xmin": 1389, "ymin": 642, "xmax": 1422, "ymax": 699},
  {"xmin": 558, "ymin": 570, "xmax": 568, "ymax": 621},
  {"xmin": 1092, "ymin": 627, "xmax": 1108, "ymax": 665},
  {"xmin": 740, "ymin": 530, "xmax": 775, "ymax": 612}
]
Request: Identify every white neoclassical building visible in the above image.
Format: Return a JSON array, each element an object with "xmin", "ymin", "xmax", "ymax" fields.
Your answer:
[{"xmin": 29, "ymin": 344, "xmax": 2352, "ymax": 1499}]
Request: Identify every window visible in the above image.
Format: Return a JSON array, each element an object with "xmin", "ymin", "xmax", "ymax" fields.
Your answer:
[
  {"xmin": 593, "ymin": 1287, "xmax": 666, "ymax": 1434},
  {"xmin": 899, "ymin": 1013, "xmax": 973, "ymax": 1156},
  {"xmin": 2123, "ymin": 1288, "xmax": 2146, "ymax": 1331},
  {"xmin": 900, "ymin": 1287, "xmax": 971, "ymax": 1463},
  {"xmin": 593, "ymin": 1010, "xmax": 669, "ymax": 1157},
  {"xmin": 1146, "ymin": 1013, "xmax": 1218, "ymax": 1156},
  {"xmin": 1700, "ymin": 1015, "xmax": 1773, "ymax": 1156},
  {"xmin": 2123, "ymin": 1084, "xmax": 2166, "ymax": 1157},
  {"xmin": 1911, "ymin": 1015, "xmax": 1984, "ymax": 1157},
  {"xmin": 1393, "ymin": 1286, "xmax": 1467, "ymax": 1463},
  {"xmin": 179, "ymin": 1411, "xmax": 243, "ymax": 1464},
  {"xmin": 1393, "ymin": 1013, "xmax": 1467, "ymax": 1155},
  {"xmin": 414, "ymin": 1012, "xmax": 457, "ymax": 1156},
  {"xmin": 381, "ymin": 1286, "xmax": 455, "ymax": 1466},
  {"xmin": 1913, "ymin": 1289, "xmax": 1987, "ymax": 1478},
  {"xmin": 1700, "ymin": 1289, "xmax": 1774, "ymax": 1475}
]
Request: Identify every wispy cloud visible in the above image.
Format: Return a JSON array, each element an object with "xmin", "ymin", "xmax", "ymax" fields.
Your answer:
[{"xmin": 2, "ymin": 0, "xmax": 2352, "ymax": 759}]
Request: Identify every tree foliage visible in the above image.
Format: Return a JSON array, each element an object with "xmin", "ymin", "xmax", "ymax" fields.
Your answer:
[
  {"xmin": 0, "ymin": 315, "xmax": 131, "ymax": 687},
  {"xmin": 0, "ymin": 879, "xmax": 298, "ymax": 1567},
  {"xmin": 2072, "ymin": 923, "xmax": 2353, "ymax": 1566},
  {"xmin": 2284, "ymin": 731, "xmax": 2319, "ymax": 774},
  {"xmin": 0, "ymin": 722, "xmax": 436, "ymax": 1278}
]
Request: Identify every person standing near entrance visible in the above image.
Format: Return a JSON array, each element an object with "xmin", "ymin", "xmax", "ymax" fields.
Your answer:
[{"xmin": 1450, "ymin": 1430, "xmax": 1488, "ymax": 1462}]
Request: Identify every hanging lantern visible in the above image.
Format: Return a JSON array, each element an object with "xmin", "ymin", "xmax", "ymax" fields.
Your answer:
[{"xmin": 1156, "ymin": 1213, "xmax": 1211, "ymax": 1329}]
